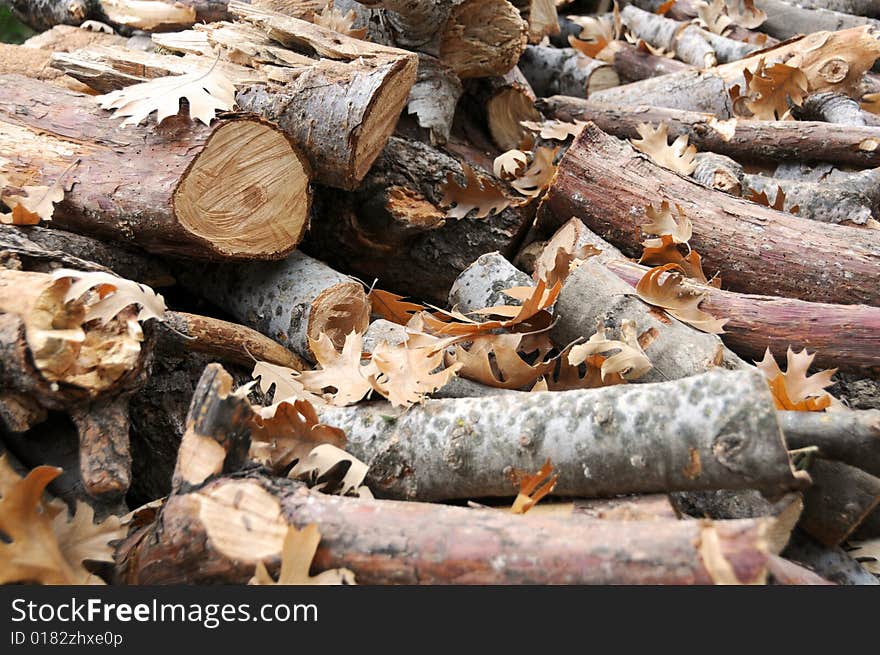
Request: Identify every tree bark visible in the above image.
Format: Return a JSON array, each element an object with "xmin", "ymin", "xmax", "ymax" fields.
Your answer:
[
  {"xmin": 753, "ymin": 0, "xmax": 880, "ymax": 42},
  {"xmin": 692, "ymin": 152, "xmax": 743, "ymax": 194},
  {"xmin": 537, "ymin": 123, "xmax": 880, "ymax": 306},
  {"xmin": 54, "ymin": 18, "xmax": 419, "ymax": 190},
  {"xmin": 800, "ymin": 458, "xmax": 880, "ymax": 546},
  {"xmin": 448, "ymin": 252, "xmax": 533, "ymax": 313},
  {"xmin": 791, "ymin": 0, "xmax": 880, "ymax": 17},
  {"xmin": 793, "ymin": 91, "xmax": 870, "ymax": 126},
  {"xmin": 0, "ymin": 74, "xmax": 310, "ymax": 261},
  {"xmin": 621, "ymin": 5, "xmax": 716, "ymax": 68},
  {"xmin": 539, "ymin": 96, "xmax": 880, "ymax": 169},
  {"xmin": 304, "ymin": 136, "xmax": 534, "ymax": 304},
  {"xmin": 767, "ymin": 555, "xmax": 835, "ymax": 585},
  {"xmin": 406, "ymin": 54, "xmax": 463, "ymax": 145},
  {"xmin": 316, "ymin": 369, "xmax": 808, "ymax": 501},
  {"xmin": 175, "ymin": 251, "xmax": 370, "ymax": 364},
  {"xmin": 518, "ymin": 45, "xmax": 619, "ymax": 98},
  {"xmin": 780, "ymin": 410, "xmax": 880, "ymax": 477},
  {"xmin": 784, "ymin": 530, "xmax": 880, "ymax": 585},
  {"xmin": 8, "ymin": 0, "xmax": 226, "ymax": 32},
  {"xmin": 606, "ymin": 40, "xmax": 693, "ymax": 82},
  {"xmin": 464, "ymin": 66, "xmax": 541, "ymax": 151}
]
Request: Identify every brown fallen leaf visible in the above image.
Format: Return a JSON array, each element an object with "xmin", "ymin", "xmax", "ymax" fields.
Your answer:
[
  {"xmin": 642, "ymin": 201, "xmax": 693, "ymax": 247},
  {"xmin": 639, "ymin": 235, "xmax": 718, "ymax": 286},
  {"xmin": 624, "ymin": 32, "xmax": 675, "ymax": 58},
  {"xmin": 312, "ymin": 3, "xmax": 368, "ymax": 39},
  {"xmin": 631, "ymin": 123, "xmax": 697, "ymax": 175},
  {"xmin": 742, "ymin": 60, "xmax": 808, "ymax": 120},
  {"xmin": 655, "ymin": 0, "xmax": 676, "ymax": 15},
  {"xmin": 250, "ymin": 399, "xmax": 346, "ymax": 472},
  {"xmin": 252, "ymin": 360, "xmax": 324, "ymax": 405},
  {"xmin": 97, "ymin": 66, "xmax": 236, "ymax": 126},
  {"xmin": 493, "ymin": 149, "xmax": 529, "ymax": 180},
  {"xmin": 568, "ymin": 319, "xmax": 653, "ymax": 380},
  {"xmin": 446, "ymin": 333, "xmax": 553, "ymax": 390},
  {"xmin": 440, "ymin": 163, "xmax": 511, "ymax": 219},
  {"xmin": 249, "ymin": 524, "xmax": 356, "ymax": 585},
  {"xmin": 289, "ymin": 444, "xmax": 370, "ymax": 497},
  {"xmin": 54, "ymin": 269, "xmax": 167, "ymax": 325},
  {"xmin": 863, "ymin": 92, "xmax": 880, "ymax": 115},
  {"xmin": 1, "ymin": 182, "xmax": 65, "ymax": 225},
  {"xmin": 520, "ymin": 119, "xmax": 587, "ymax": 141},
  {"xmin": 756, "ymin": 347, "xmax": 837, "ymax": 412},
  {"xmin": 745, "ymin": 185, "xmax": 800, "ymax": 214},
  {"xmin": 725, "ymin": 0, "xmax": 766, "ymax": 29},
  {"xmin": 299, "ymin": 332, "xmax": 374, "ymax": 406},
  {"xmin": 511, "ymin": 147, "xmax": 559, "ymax": 198},
  {"xmin": 510, "ymin": 459, "xmax": 559, "ymax": 514},
  {"xmin": 546, "ymin": 353, "xmax": 625, "ymax": 390},
  {"xmin": 368, "ymin": 288, "xmax": 426, "ymax": 326},
  {"xmin": 696, "ymin": 0, "xmax": 733, "ymax": 36},
  {"xmin": 635, "ymin": 263, "xmax": 728, "ymax": 334},
  {"xmin": 534, "ymin": 225, "xmax": 601, "ymax": 287},
  {"xmin": 368, "ymin": 341, "xmax": 461, "ymax": 407}
]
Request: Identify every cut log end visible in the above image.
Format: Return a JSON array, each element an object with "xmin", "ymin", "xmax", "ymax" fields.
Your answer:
[
  {"xmin": 440, "ymin": 0, "xmax": 528, "ymax": 79},
  {"xmin": 309, "ymin": 281, "xmax": 371, "ymax": 351},
  {"xmin": 487, "ymin": 87, "xmax": 541, "ymax": 151},
  {"xmin": 174, "ymin": 119, "xmax": 311, "ymax": 260}
]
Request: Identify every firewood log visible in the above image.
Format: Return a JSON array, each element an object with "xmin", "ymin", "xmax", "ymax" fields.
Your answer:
[
  {"xmin": 0, "ymin": 42, "xmax": 92, "ymax": 92},
  {"xmin": 793, "ymin": 0, "xmax": 880, "ymax": 16},
  {"xmin": 800, "ymin": 459, "xmax": 880, "ymax": 546},
  {"xmin": 0, "ymin": 75, "xmax": 310, "ymax": 261},
  {"xmin": 767, "ymin": 555, "xmax": 836, "ymax": 585},
  {"xmin": 606, "ymin": 40, "xmax": 693, "ymax": 82},
  {"xmin": 464, "ymin": 67, "xmax": 541, "ymax": 150},
  {"xmin": 23, "ymin": 24, "xmax": 127, "ymax": 51},
  {"xmin": 537, "ymin": 123, "xmax": 880, "ymax": 306},
  {"xmin": 621, "ymin": 5, "xmax": 715, "ymax": 68},
  {"xmin": 784, "ymin": 530, "xmax": 880, "ymax": 585},
  {"xmin": 176, "ymin": 251, "xmax": 370, "ymax": 363},
  {"xmin": 692, "ymin": 152, "xmax": 743, "ymax": 194},
  {"xmin": 116, "ymin": 364, "xmax": 778, "ymax": 585},
  {"xmin": 781, "ymin": 410, "xmax": 880, "ymax": 477},
  {"xmin": 793, "ymin": 92, "xmax": 873, "ymax": 126},
  {"xmin": 540, "ymin": 96, "xmax": 880, "ymax": 169},
  {"xmin": 319, "ymin": 368, "xmax": 808, "ymax": 501},
  {"xmin": 448, "ymin": 252, "xmax": 533, "ymax": 313},
  {"xmin": 304, "ymin": 136, "xmax": 534, "ymax": 304},
  {"xmin": 406, "ymin": 54, "xmax": 463, "ymax": 145},
  {"xmin": 53, "ymin": 18, "xmax": 419, "ymax": 190},
  {"xmin": 8, "ymin": 0, "xmax": 229, "ymax": 32},
  {"xmin": 518, "ymin": 45, "xmax": 619, "ymax": 98}
]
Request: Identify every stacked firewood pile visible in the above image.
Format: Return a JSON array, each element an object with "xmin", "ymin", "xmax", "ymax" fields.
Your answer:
[{"xmin": 1, "ymin": 0, "xmax": 879, "ymax": 585}]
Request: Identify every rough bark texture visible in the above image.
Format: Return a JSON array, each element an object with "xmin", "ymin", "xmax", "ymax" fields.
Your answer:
[
  {"xmin": 10, "ymin": 0, "xmax": 228, "ymax": 32},
  {"xmin": 175, "ymin": 251, "xmax": 370, "ymax": 364},
  {"xmin": 794, "ymin": 92, "xmax": 869, "ymax": 126},
  {"xmin": 692, "ymin": 152, "xmax": 743, "ymax": 195},
  {"xmin": 518, "ymin": 45, "xmax": 619, "ymax": 98},
  {"xmin": 304, "ymin": 136, "xmax": 534, "ymax": 304},
  {"xmin": 538, "ymin": 123, "xmax": 880, "ymax": 306},
  {"xmin": 767, "ymin": 555, "xmax": 835, "ymax": 585},
  {"xmin": 406, "ymin": 54, "xmax": 463, "ymax": 145},
  {"xmin": 448, "ymin": 252, "xmax": 533, "ymax": 313},
  {"xmin": 621, "ymin": 5, "xmax": 715, "ymax": 68},
  {"xmin": 551, "ymin": 256, "xmax": 746, "ymax": 383},
  {"xmin": 784, "ymin": 530, "xmax": 880, "ymax": 585},
  {"xmin": 781, "ymin": 410, "xmax": 880, "ymax": 478},
  {"xmin": 742, "ymin": 170, "xmax": 880, "ymax": 226},
  {"xmin": 800, "ymin": 458, "xmax": 880, "ymax": 546},
  {"xmin": 0, "ymin": 75, "xmax": 310, "ymax": 261},
  {"xmin": 316, "ymin": 369, "xmax": 807, "ymax": 501},
  {"xmin": 752, "ymin": 0, "xmax": 880, "ymax": 41},
  {"xmin": 539, "ymin": 96, "xmax": 880, "ymax": 169},
  {"xmin": 465, "ymin": 66, "xmax": 541, "ymax": 151},
  {"xmin": 606, "ymin": 40, "xmax": 693, "ymax": 82}
]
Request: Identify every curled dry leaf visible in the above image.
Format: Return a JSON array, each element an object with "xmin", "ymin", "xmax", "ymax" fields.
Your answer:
[
  {"xmin": 642, "ymin": 201, "xmax": 693, "ymax": 247},
  {"xmin": 368, "ymin": 288, "xmax": 426, "ymax": 326},
  {"xmin": 631, "ymin": 123, "xmax": 697, "ymax": 175},
  {"xmin": 534, "ymin": 226, "xmax": 601, "ymax": 287},
  {"xmin": 511, "ymin": 147, "xmax": 559, "ymax": 198},
  {"xmin": 250, "ymin": 398, "xmax": 346, "ymax": 472},
  {"xmin": 695, "ymin": 0, "xmax": 733, "ymax": 36},
  {"xmin": 568, "ymin": 319, "xmax": 652, "ymax": 381},
  {"xmin": 446, "ymin": 333, "xmax": 553, "ymax": 390},
  {"xmin": 756, "ymin": 347, "xmax": 837, "ymax": 412},
  {"xmin": 79, "ymin": 20, "xmax": 114, "ymax": 33},
  {"xmin": 368, "ymin": 340, "xmax": 461, "ymax": 407},
  {"xmin": 97, "ymin": 66, "xmax": 236, "ymax": 126},
  {"xmin": 741, "ymin": 60, "xmax": 808, "ymax": 121},
  {"xmin": 635, "ymin": 263, "xmax": 728, "ymax": 334},
  {"xmin": 53, "ymin": 269, "xmax": 166, "ymax": 325},
  {"xmin": 312, "ymin": 3, "xmax": 368, "ymax": 39},
  {"xmin": 0, "ymin": 459, "xmax": 123, "ymax": 585},
  {"xmin": 289, "ymin": 444, "xmax": 370, "ymax": 497},
  {"xmin": 568, "ymin": 8, "xmax": 620, "ymax": 59},
  {"xmin": 250, "ymin": 524, "xmax": 356, "ymax": 585},
  {"xmin": 655, "ymin": 0, "xmax": 676, "ymax": 15},
  {"xmin": 510, "ymin": 459, "xmax": 559, "ymax": 514},
  {"xmin": 520, "ymin": 120, "xmax": 587, "ymax": 141},
  {"xmin": 299, "ymin": 332, "xmax": 374, "ymax": 406},
  {"xmin": 440, "ymin": 163, "xmax": 511, "ymax": 219},
  {"xmin": 252, "ymin": 360, "xmax": 323, "ymax": 405},
  {"xmin": 639, "ymin": 235, "xmax": 717, "ymax": 286},
  {"xmin": 745, "ymin": 186, "xmax": 800, "ymax": 214},
  {"xmin": 846, "ymin": 539, "xmax": 880, "ymax": 575},
  {"xmin": 493, "ymin": 149, "xmax": 529, "ymax": 180},
  {"xmin": 725, "ymin": 0, "xmax": 766, "ymax": 29},
  {"xmin": 1, "ymin": 183, "xmax": 65, "ymax": 226},
  {"xmin": 624, "ymin": 32, "xmax": 675, "ymax": 58},
  {"xmin": 548, "ymin": 353, "xmax": 624, "ymax": 390}
]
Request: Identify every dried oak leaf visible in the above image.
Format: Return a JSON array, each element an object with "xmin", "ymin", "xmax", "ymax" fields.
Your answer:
[
  {"xmin": 642, "ymin": 201, "xmax": 693, "ymax": 247},
  {"xmin": 1, "ymin": 182, "xmax": 65, "ymax": 225},
  {"xmin": 446, "ymin": 333, "xmax": 553, "ymax": 390},
  {"xmin": 53, "ymin": 269, "xmax": 166, "ymax": 325},
  {"xmin": 725, "ymin": 0, "xmax": 766, "ymax": 29},
  {"xmin": 624, "ymin": 32, "xmax": 675, "ymax": 58},
  {"xmin": 745, "ymin": 185, "xmax": 800, "ymax": 214},
  {"xmin": 742, "ymin": 60, "xmax": 808, "ymax": 120},
  {"xmin": 312, "ymin": 4, "xmax": 368, "ymax": 39},
  {"xmin": 298, "ymin": 332, "xmax": 374, "ymax": 406},
  {"xmin": 0, "ymin": 462, "xmax": 122, "ymax": 585},
  {"xmin": 636, "ymin": 263, "xmax": 728, "ymax": 333},
  {"xmin": 568, "ymin": 319, "xmax": 652, "ymax": 380},
  {"xmin": 493, "ymin": 149, "xmax": 529, "ymax": 180},
  {"xmin": 548, "ymin": 354, "xmax": 625, "ymax": 390},
  {"xmin": 567, "ymin": 5, "xmax": 621, "ymax": 59},
  {"xmin": 511, "ymin": 147, "xmax": 559, "ymax": 198},
  {"xmin": 97, "ymin": 66, "xmax": 236, "ymax": 126},
  {"xmin": 534, "ymin": 230, "xmax": 600, "ymax": 287},
  {"xmin": 250, "ymin": 524, "xmax": 356, "ymax": 585},
  {"xmin": 250, "ymin": 398, "xmax": 346, "ymax": 472},
  {"xmin": 510, "ymin": 459, "xmax": 559, "ymax": 514},
  {"xmin": 440, "ymin": 163, "xmax": 511, "ymax": 219},
  {"xmin": 368, "ymin": 340, "xmax": 461, "ymax": 407},
  {"xmin": 655, "ymin": 0, "xmax": 676, "ymax": 15},
  {"xmin": 756, "ymin": 347, "xmax": 837, "ymax": 411},
  {"xmin": 368, "ymin": 288, "xmax": 426, "ymax": 325},
  {"xmin": 521, "ymin": 119, "xmax": 588, "ymax": 141},
  {"xmin": 639, "ymin": 235, "xmax": 717, "ymax": 286},
  {"xmin": 251, "ymin": 360, "xmax": 324, "ymax": 405},
  {"xmin": 289, "ymin": 444, "xmax": 369, "ymax": 497},
  {"xmin": 631, "ymin": 122, "xmax": 697, "ymax": 175},
  {"xmin": 695, "ymin": 0, "xmax": 733, "ymax": 36}
]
